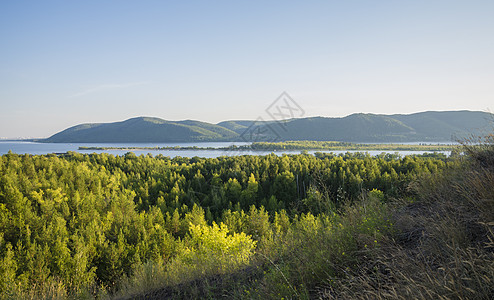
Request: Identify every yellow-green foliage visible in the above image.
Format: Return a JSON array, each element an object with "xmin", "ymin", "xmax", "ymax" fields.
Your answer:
[
  {"xmin": 168, "ymin": 222, "xmax": 256, "ymax": 281},
  {"xmin": 117, "ymin": 222, "xmax": 256, "ymax": 298}
]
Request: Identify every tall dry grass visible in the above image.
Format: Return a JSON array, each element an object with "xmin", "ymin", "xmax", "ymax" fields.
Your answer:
[{"xmin": 320, "ymin": 135, "xmax": 494, "ymax": 300}]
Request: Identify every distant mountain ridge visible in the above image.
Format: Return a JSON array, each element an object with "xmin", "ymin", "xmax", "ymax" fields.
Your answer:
[{"xmin": 43, "ymin": 111, "xmax": 493, "ymax": 143}]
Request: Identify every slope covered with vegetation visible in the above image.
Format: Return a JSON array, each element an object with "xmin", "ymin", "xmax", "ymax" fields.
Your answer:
[
  {"xmin": 44, "ymin": 117, "xmax": 238, "ymax": 143},
  {"xmin": 0, "ymin": 134, "xmax": 492, "ymax": 299},
  {"xmin": 256, "ymin": 111, "xmax": 493, "ymax": 142},
  {"xmin": 42, "ymin": 111, "xmax": 492, "ymax": 143}
]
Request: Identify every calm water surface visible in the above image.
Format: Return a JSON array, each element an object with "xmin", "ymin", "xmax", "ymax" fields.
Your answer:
[{"xmin": 0, "ymin": 141, "xmax": 451, "ymax": 157}]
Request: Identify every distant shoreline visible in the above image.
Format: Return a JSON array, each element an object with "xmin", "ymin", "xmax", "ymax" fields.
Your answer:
[
  {"xmin": 0, "ymin": 139, "xmax": 38, "ymax": 142},
  {"xmin": 78, "ymin": 141, "xmax": 457, "ymax": 152}
]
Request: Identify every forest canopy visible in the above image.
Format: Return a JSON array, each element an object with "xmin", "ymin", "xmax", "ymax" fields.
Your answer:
[{"xmin": 0, "ymin": 151, "xmax": 457, "ymax": 298}]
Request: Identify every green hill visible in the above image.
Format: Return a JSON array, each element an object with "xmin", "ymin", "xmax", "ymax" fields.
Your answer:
[
  {"xmin": 391, "ymin": 110, "xmax": 493, "ymax": 141},
  {"xmin": 253, "ymin": 111, "xmax": 493, "ymax": 142},
  {"xmin": 43, "ymin": 111, "xmax": 493, "ymax": 143},
  {"xmin": 265, "ymin": 114, "xmax": 415, "ymax": 142},
  {"xmin": 216, "ymin": 120, "xmax": 253, "ymax": 134},
  {"xmin": 44, "ymin": 117, "xmax": 238, "ymax": 143},
  {"xmin": 176, "ymin": 120, "xmax": 238, "ymax": 139}
]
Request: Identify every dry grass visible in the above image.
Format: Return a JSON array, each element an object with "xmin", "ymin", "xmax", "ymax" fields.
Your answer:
[{"xmin": 319, "ymin": 138, "xmax": 494, "ymax": 300}]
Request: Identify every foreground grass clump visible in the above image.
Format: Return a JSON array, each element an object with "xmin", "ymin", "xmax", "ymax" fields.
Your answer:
[{"xmin": 319, "ymin": 136, "xmax": 494, "ymax": 299}]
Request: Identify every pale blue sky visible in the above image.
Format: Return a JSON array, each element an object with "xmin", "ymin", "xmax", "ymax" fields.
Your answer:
[{"xmin": 1, "ymin": 0, "xmax": 493, "ymax": 138}]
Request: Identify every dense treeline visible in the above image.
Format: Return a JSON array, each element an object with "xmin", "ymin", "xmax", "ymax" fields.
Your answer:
[
  {"xmin": 78, "ymin": 141, "xmax": 456, "ymax": 152},
  {"xmin": 245, "ymin": 140, "xmax": 455, "ymax": 151},
  {"xmin": 0, "ymin": 151, "xmax": 454, "ymax": 298}
]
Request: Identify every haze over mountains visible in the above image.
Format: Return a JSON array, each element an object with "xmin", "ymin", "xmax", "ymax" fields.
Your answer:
[{"xmin": 43, "ymin": 111, "xmax": 493, "ymax": 143}]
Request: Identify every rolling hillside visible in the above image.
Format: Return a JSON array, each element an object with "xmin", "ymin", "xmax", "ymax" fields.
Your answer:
[
  {"xmin": 43, "ymin": 111, "xmax": 493, "ymax": 143},
  {"xmin": 44, "ymin": 117, "xmax": 237, "ymax": 143},
  {"xmin": 252, "ymin": 110, "xmax": 493, "ymax": 142}
]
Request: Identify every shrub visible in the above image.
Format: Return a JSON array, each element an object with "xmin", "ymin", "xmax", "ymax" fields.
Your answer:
[{"xmin": 117, "ymin": 222, "xmax": 257, "ymax": 298}]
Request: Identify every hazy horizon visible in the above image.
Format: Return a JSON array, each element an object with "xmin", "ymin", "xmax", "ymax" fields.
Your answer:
[{"xmin": 1, "ymin": 1, "xmax": 493, "ymax": 138}]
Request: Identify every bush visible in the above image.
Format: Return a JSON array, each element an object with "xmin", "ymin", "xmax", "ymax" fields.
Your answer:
[{"xmin": 117, "ymin": 222, "xmax": 256, "ymax": 298}]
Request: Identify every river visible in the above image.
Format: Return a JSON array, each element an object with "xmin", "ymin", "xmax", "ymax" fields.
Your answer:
[{"xmin": 0, "ymin": 141, "xmax": 451, "ymax": 157}]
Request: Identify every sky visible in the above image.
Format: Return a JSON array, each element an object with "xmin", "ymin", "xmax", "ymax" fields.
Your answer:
[{"xmin": 1, "ymin": 0, "xmax": 493, "ymax": 138}]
